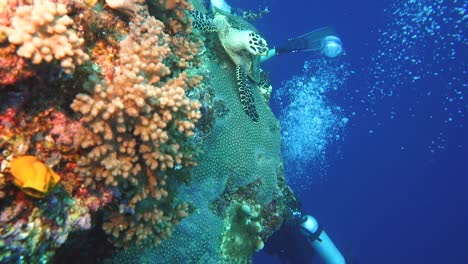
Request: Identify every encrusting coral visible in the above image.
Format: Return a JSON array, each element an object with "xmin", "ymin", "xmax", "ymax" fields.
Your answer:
[
  {"xmin": 0, "ymin": 105, "xmax": 103, "ymax": 263},
  {"xmin": 3, "ymin": 0, "xmax": 89, "ymax": 74},
  {"xmin": 0, "ymin": 191, "xmax": 94, "ymax": 263}
]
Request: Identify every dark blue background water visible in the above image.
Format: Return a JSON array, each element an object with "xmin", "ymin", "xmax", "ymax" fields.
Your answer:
[{"xmin": 225, "ymin": 0, "xmax": 468, "ymax": 263}]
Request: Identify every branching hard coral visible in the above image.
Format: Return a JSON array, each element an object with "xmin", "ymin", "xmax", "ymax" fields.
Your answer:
[
  {"xmin": 105, "ymin": 0, "xmax": 142, "ymax": 16},
  {"xmin": 4, "ymin": 0, "xmax": 89, "ymax": 74},
  {"xmin": 171, "ymin": 35, "xmax": 203, "ymax": 68},
  {"xmin": 71, "ymin": 7, "xmax": 203, "ymax": 247},
  {"xmin": 71, "ymin": 13, "xmax": 201, "ymax": 185},
  {"xmin": 102, "ymin": 201, "xmax": 190, "ymax": 247},
  {"xmin": 151, "ymin": 0, "xmax": 195, "ymax": 34},
  {"xmin": 161, "ymin": 0, "xmax": 189, "ymax": 10}
]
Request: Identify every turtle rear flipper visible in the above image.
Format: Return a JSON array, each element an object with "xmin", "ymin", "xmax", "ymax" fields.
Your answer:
[{"xmin": 236, "ymin": 65, "xmax": 259, "ymax": 122}]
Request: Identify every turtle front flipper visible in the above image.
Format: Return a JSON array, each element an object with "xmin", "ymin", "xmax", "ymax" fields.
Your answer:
[
  {"xmin": 258, "ymin": 70, "xmax": 273, "ymax": 104},
  {"xmin": 236, "ymin": 64, "xmax": 259, "ymax": 122}
]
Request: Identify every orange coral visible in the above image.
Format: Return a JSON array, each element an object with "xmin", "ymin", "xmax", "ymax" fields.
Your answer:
[
  {"xmin": 70, "ymin": 6, "xmax": 203, "ymax": 247},
  {"xmin": 10, "ymin": 155, "xmax": 61, "ymax": 198},
  {"xmin": 163, "ymin": 0, "xmax": 180, "ymax": 10},
  {"xmin": 71, "ymin": 10, "xmax": 201, "ymax": 186},
  {"xmin": 4, "ymin": 0, "xmax": 89, "ymax": 74},
  {"xmin": 158, "ymin": 0, "xmax": 193, "ymax": 34},
  {"xmin": 171, "ymin": 36, "xmax": 202, "ymax": 68}
]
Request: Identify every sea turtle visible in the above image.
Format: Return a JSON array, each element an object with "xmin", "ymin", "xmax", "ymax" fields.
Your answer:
[{"xmin": 192, "ymin": 10, "xmax": 269, "ymax": 122}]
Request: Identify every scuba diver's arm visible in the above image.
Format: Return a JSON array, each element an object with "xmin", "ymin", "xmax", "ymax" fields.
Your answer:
[
  {"xmin": 260, "ymin": 27, "xmax": 343, "ymax": 62},
  {"xmin": 260, "ymin": 48, "xmax": 278, "ymax": 62}
]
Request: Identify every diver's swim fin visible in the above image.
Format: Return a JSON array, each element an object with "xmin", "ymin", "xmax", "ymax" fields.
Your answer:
[{"xmin": 276, "ymin": 27, "xmax": 337, "ymax": 55}]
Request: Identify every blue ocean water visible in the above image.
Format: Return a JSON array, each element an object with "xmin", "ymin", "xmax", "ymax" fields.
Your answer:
[{"xmin": 227, "ymin": 0, "xmax": 467, "ymax": 263}]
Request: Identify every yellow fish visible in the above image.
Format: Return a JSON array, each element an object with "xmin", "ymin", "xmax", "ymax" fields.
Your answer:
[{"xmin": 10, "ymin": 156, "xmax": 61, "ymax": 198}]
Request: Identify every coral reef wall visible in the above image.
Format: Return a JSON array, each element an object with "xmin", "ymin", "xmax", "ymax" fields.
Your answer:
[{"xmin": 0, "ymin": 0, "xmax": 293, "ymax": 263}]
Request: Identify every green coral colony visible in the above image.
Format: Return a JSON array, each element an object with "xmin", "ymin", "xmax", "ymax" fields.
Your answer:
[{"xmin": 0, "ymin": 0, "xmax": 296, "ymax": 263}]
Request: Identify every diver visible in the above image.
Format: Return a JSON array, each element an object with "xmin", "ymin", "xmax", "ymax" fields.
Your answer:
[
  {"xmin": 255, "ymin": 24, "xmax": 346, "ymax": 264},
  {"xmin": 262, "ymin": 209, "xmax": 347, "ymax": 264},
  {"xmin": 260, "ymin": 27, "xmax": 343, "ymax": 62}
]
